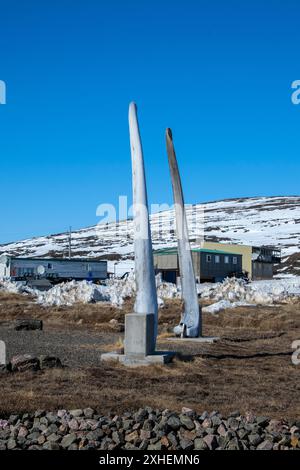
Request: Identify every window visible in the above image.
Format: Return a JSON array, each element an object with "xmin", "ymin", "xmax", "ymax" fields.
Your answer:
[
  {"xmin": 233, "ymin": 256, "xmax": 238, "ymax": 265},
  {"xmin": 206, "ymin": 255, "xmax": 212, "ymax": 263},
  {"xmin": 215, "ymin": 255, "xmax": 220, "ymax": 263},
  {"xmin": 224, "ymin": 255, "xmax": 229, "ymax": 264},
  {"xmin": 48, "ymin": 263, "xmax": 52, "ymax": 269}
]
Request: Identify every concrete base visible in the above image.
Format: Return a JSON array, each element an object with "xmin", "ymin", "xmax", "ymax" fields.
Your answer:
[
  {"xmin": 166, "ymin": 336, "xmax": 220, "ymax": 344},
  {"xmin": 124, "ymin": 313, "xmax": 155, "ymax": 356},
  {"xmin": 101, "ymin": 312, "xmax": 176, "ymax": 367},
  {"xmin": 101, "ymin": 351, "xmax": 175, "ymax": 367}
]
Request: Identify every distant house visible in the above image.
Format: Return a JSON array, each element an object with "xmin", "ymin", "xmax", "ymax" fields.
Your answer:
[
  {"xmin": 153, "ymin": 242, "xmax": 281, "ymax": 283},
  {"xmin": 251, "ymin": 246, "xmax": 281, "ymax": 280},
  {"xmin": 0, "ymin": 255, "xmax": 107, "ymax": 283},
  {"xmin": 153, "ymin": 248, "xmax": 243, "ymax": 284},
  {"xmin": 199, "ymin": 241, "xmax": 280, "ymax": 280}
]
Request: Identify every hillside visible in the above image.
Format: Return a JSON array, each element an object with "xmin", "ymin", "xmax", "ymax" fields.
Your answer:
[{"xmin": 1, "ymin": 196, "xmax": 299, "ymax": 276}]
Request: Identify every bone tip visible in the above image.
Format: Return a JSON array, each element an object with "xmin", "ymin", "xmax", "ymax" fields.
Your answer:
[
  {"xmin": 166, "ymin": 128, "xmax": 173, "ymax": 140},
  {"xmin": 129, "ymin": 101, "xmax": 137, "ymax": 114}
]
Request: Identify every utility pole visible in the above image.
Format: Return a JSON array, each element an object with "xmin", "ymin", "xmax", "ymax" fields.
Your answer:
[{"xmin": 68, "ymin": 226, "xmax": 72, "ymax": 259}]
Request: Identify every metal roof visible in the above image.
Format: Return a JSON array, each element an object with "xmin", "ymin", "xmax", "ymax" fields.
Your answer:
[
  {"xmin": 0, "ymin": 256, "xmax": 106, "ymax": 263},
  {"xmin": 153, "ymin": 248, "xmax": 242, "ymax": 256}
]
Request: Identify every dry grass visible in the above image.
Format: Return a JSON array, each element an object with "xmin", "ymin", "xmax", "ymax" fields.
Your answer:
[{"xmin": 0, "ymin": 291, "xmax": 300, "ymax": 419}]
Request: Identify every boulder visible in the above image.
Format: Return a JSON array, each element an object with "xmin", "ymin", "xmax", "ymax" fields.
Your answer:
[
  {"xmin": 10, "ymin": 354, "xmax": 40, "ymax": 372},
  {"xmin": 15, "ymin": 319, "xmax": 43, "ymax": 331},
  {"xmin": 39, "ymin": 356, "xmax": 63, "ymax": 369}
]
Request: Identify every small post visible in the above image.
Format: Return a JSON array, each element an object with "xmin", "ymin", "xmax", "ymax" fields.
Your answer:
[{"xmin": 68, "ymin": 226, "xmax": 72, "ymax": 259}]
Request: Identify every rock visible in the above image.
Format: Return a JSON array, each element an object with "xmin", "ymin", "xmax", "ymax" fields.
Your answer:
[
  {"xmin": 0, "ymin": 365, "xmax": 9, "ymax": 374},
  {"xmin": 47, "ymin": 433, "xmax": 61, "ymax": 443},
  {"xmin": 199, "ymin": 411, "xmax": 209, "ymax": 421},
  {"xmin": 8, "ymin": 415, "xmax": 19, "ymax": 425},
  {"xmin": 179, "ymin": 438, "xmax": 193, "ymax": 450},
  {"xmin": 39, "ymin": 356, "xmax": 62, "ymax": 369},
  {"xmin": 123, "ymin": 442, "xmax": 138, "ymax": 450},
  {"xmin": 257, "ymin": 440, "xmax": 274, "ymax": 450},
  {"xmin": 15, "ymin": 319, "xmax": 43, "ymax": 331},
  {"xmin": 203, "ymin": 434, "xmax": 218, "ymax": 450},
  {"xmin": 217, "ymin": 424, "xmax": 227, "ymax": 436},
  {"xmin": 109, "ymin": 320, "xmax": 125, "ymax": 332},
  {"xmin": 7, "ymin": 438, "xmax": 17, "ymax": 449},
  {"xmin": 47, "ymin": 423, "xmax": 58, "ymax": 434},
  {"xmin": 179, "ymin": 414, "xmax": 195, "ymax": 430},
  {"xmin": 139, "ymin": 440, "xmax": 149, "ymax": 450},
  {"xmin": 125, "ymin": 430, "xmax": 139, "ymax": 443},
  {"xmin": 167, "ymin": 415, "xmax": 181, "ymax": 430},
  {"xmin": 86, "ymin": 429, "xmax": 104, "ymax": 440},
  {"xmin": 18, "ymin": 426, "xmax": 28, "ymax": 438},
  {"xmin": 290, "ymin": 426, "xmax": 300, "ymax": 435},
  {"xmin": 69, "ymin": 409, "xmax": 83, "ymax": 418},
  {"xmin": 211, "ymin": 415, "xmax": 222, "ymax": 427},
  {"xmin": 43, "ymin": 441, "xmax": 60, "ymax": 450},
  {"xmin": 57, "ymin": 410, "xmax": 67, "ymax": 419},
  {"xmin": 227, "ymin": 417, "xmax": 240, "ymax": 431},
  {"xmin": 0, "ymin": 419, "xmax": 8, "ymax": 429},
  {"xmin": 194, "ymin": 438, "xmax": 208, "ymax": 450},
  {"xmin": 134, "ymin": 408, "xmax": 148, "ymax": 422},
  {"xmin": 167, "ymin": 432, "xmax": 178, "ymax": 448},
  {"xmin": 278, "ymin": 435, "xmax": 291, "ymax": 446},
  {"xmin": 68, "ymin": 419, "xmax": 79, "ymax": 431},
  {"xmin": 112, "ymin": 431, "xmax": 124, "ymax": 445},
  {"xmin": 160, "ymin": 436, "xmax": 170, "ymax": 448},
  {"xmin": 148, "ymin": 442, "xmax": 162, "ymax": 450},
  {"xmin": 227, "ymin": 438, "xmax": 242, "ymax": 450},
  {"xmin": 10, "ymin": 354, "xmax": 40, "ymax": 372},
  {"xmin": 27, "ymin": 431, "xmax": 40, "ymax": 443},
  {"xmin": 182, "ymin": 407, "xmax": 194, "ymax": 415},
  {"xmin": 248, "ymin": 433, "xmax": 263, "ymax": 446},
  {"xmin": 61, "ymin": 433, "xmax": 77, "ymax": 448},
  {"xmin": 237, "ymin": 428, "xmax": 249, "ymax": 440},
  {"xmin": 68, "ymin": 443, "xmax": 78, "ymax": 450},
  {"xmin": 0, "ymin": 440, "xmax": 7, "ymax": 450},
  {"xmin": 37, "ymin": 435, "xmax": 46, "ymax": 445},
  {"xmin": 202, "ymin": 418, "xmax": 212, "ymax": 428},
  {"xmin": 256, "ymin": 416, "xmax": 269, "ymax": 428},
  {"xmin": 122, "ymin": 419, "xmax": 133, "ymax": 431},
  {"xmin": 291, "ymin": 436, "xmax": 299, "ymax": 448},
  {"xmin": 83, "ymin": 408, "xmax": 95, "ymax": 419},
  {"xmin": 140, "ymin": 429, "xmax": 152, "ymax": 440},
  {"xmin": 46, "ymin": 412, "xmax": 59, "ymax": 424}
]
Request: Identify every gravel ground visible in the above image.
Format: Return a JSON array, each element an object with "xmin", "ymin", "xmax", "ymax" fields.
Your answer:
[{"xmin": 0, "ymin": 323, "xmax": 120, "ymax": 367}]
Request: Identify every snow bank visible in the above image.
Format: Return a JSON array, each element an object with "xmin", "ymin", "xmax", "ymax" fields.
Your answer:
[
  {"xmin": 33, "ymin": 281, "xmax": 110, "ymax": 307},
  {"xmin": 202, "ymin": 300, "xmax": 253, "ymax": 314},
  {"xmin": 199, "ymin": 277, "xmax": 300, "ymax": 313},
  {"xmin": 1, "ymin": 275, "xmax": 300, "ymax": 310},
  {"xmin": 0, "ymin": 280, "xmax": 29, "ymax": 294}
]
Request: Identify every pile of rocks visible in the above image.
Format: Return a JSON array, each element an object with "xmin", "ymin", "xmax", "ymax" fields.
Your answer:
[
  {"xmin": 0, "ymin": 408, "xmax": 299, "ymax": 450},
  {"xmin": 0, "ymin": 354, "xmax": 63, "ymax": 374}
]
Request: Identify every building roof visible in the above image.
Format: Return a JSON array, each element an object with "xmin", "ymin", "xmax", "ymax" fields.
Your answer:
[
  {"xmin": 153, "ymin": 247, "xmax": 242, "ymax": 256},
  {"xmin": 0, "ymin": 256, "xmax": 106, "ymax": 263}
]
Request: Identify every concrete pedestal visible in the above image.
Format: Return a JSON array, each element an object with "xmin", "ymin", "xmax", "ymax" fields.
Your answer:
[{"xmin": 101, "ymin": 313, "xmax": 175, "ymax": 367}]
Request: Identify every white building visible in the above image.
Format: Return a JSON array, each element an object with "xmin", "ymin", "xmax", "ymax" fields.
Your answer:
[{"xmin": 0, "ymin": 255, "xmax": 107, "ymax": 282}]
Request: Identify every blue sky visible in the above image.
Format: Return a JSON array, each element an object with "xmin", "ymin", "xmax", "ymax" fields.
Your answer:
[{"xmin": 0, "ymin": 0, "xmax": 299, "ymax": 243}]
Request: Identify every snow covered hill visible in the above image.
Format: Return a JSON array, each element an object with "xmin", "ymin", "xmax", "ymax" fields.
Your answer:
[{"xmin": 1, "ymin": 196, "xmax": 299, "ymax": 276}]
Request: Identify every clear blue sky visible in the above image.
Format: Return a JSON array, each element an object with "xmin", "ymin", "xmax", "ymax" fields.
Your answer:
[{"xmin": 0, "ymin": 0, "xmax": 299, "ymax": 243}]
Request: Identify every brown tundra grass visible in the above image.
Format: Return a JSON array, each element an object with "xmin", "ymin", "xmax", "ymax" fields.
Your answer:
[{"xmin": 0, "ymin": 291, "xmax": 299, "ymax": 419}]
